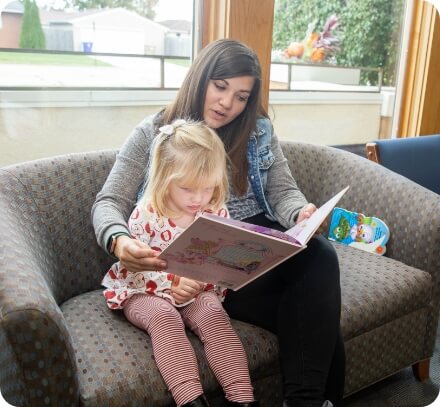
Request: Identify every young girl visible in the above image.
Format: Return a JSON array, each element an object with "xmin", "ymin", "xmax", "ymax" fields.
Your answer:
[{"xmin": 101, "ymin": 119, "xmax": 258, "ymax": 407}]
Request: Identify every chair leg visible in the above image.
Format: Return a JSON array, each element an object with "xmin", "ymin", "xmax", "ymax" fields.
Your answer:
[{"xmin": 412, "ymin": 358, "xmax": 430, "ymax": 381}]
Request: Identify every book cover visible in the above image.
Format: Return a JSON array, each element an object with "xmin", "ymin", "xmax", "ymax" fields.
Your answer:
[
  {"xmin": 327, "ymin": 207, "xmax": 390, "ymax": 255},
  {"xmin": 159, "ymin": 186, "xmax": 349, "ymax": 290}
]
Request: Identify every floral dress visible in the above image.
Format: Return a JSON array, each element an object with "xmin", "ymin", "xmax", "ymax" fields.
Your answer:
[{"xmin": 102, "ymin": 203, "xmax": 229, "ymax": 309}]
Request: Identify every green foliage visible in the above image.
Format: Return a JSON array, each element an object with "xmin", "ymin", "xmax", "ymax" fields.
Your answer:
[
  {"xmin": 64, "ymin": 0, "xmax": 159, "ymax": 20},
  {"xmin": 272, "ymin": 0, "xmax": 405, "ymax": 86},
  {"xmin": 273, "ymin": 0, "xmax": 343, "ymax": 49},
  {"xmin": 19, "ymin": 0, "xmax": 46, "ymax": 49}
]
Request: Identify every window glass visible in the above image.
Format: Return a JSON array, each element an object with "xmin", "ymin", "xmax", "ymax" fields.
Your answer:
[
  {"xmin": 0, "ymin": 0, "xmax": 194, "ymax": 167},
  {"xmin": 0, "ymin": 0, "xmax": 193, "ymax": 89},
  {"xmin": 271, "ymin": 0, "xmax": 405, "ymax": 92},
  {"xmin": 270, "ymin": 0, "xmax": 407, "ymax": 143}
]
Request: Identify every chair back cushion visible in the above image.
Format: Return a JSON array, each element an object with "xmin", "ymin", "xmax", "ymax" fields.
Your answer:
[
  {"xmin": 0, "ymin": 150, "xmax": 118, "ymax": 304},
  {"xmin": 373, "ymin": 135, "xmax": 440, "ymax": 194}
]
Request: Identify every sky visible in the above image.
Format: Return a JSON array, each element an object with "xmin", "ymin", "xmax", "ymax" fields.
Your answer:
[
  {"xmin": 33, "ymin": 0, "xmax": 194, "ymax": 22},
  {"xmin": 154, "ymin": 0, "xmax": 193, "ymax": 22}
]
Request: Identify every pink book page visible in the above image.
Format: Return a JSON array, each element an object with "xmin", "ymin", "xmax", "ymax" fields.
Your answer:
[
  {"xmin": 159, "ymin": 215, "xmax": 304, "ymax": 290},
  {"xmin": 203, "ymin": 214, "xmax": 299, "ymax": 244}
]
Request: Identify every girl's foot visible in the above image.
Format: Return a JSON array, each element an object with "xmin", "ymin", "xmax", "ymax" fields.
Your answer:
[{"xmin": 181, "ymin": 394, "xmax": 210, "ymax": 407}]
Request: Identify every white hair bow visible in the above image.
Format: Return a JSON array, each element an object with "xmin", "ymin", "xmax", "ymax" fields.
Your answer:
[{"xmin": 159, "ymin": 119, "xmax": 187, "ymax": 136}]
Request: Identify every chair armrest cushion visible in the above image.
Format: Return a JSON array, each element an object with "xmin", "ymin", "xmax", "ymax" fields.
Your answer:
[{"xmin": 0, "ymin": 183, "xmax": 79, "ymax": 406}]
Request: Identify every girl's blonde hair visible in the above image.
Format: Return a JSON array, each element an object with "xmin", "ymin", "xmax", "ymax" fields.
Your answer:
[{"xmin": 143, "ymin": 119, "xmax": 229, "ymax": 218}]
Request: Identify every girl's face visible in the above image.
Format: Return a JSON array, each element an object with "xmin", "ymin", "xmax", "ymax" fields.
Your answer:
[
  {"xmin": 203, "ymin": 76, "xmax": 255, "ymax": 129},
  {"xmin": 168, "ymin": 180, "xmax": 215, "ymax": 217}
]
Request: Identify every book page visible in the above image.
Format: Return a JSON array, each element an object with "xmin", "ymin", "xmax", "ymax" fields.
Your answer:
[
  {"xmin": 203, "ymin": 214, "xmax": 299, "ymax": 244},
  {"xmin": 285, "ymin": 186, "xmax": 349, "ymax": 246},
  {"xmin": 159, "ymin": 215, "xmax": 304, "ymax": 290}
]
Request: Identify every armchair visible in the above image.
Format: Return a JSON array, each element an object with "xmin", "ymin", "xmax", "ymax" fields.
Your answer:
[
  {"xmin": 366, "ymin": 134, "xmax": 440, "ymax": 194},
  {"xmin": 1, "ymin": 142, "xmax": 439, "ymax": 406}
]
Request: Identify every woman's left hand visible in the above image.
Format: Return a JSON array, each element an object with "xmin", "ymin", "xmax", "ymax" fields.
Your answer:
[
  {"xmin": 297, "ymin": 203, "xmax": 330, "ymax": 235},
  {"xmin": 297, "ymin": 203, "xmax": 317, "ymax": 223}
]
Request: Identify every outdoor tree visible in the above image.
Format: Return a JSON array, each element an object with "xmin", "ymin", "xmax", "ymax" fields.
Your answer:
[
  {"xmin": 19, "ymin": 0, "xmax": 46, "ymax": 49},
  {"xmin": 63, "ymin": 0, "xmax": 159, "ymax": 20},
  {"xmin": 272, "ymin": 0, "xmax": 405, "ymax": 86}
]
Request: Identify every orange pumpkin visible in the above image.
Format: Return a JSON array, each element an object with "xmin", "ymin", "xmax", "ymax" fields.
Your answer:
[
  {"xmin": 287, "ymin": 42, "xmax": 304, "ymax": 58},
  {"xmin": 310, "ymin": 47, "xmax": 326, "ymax": 62}
]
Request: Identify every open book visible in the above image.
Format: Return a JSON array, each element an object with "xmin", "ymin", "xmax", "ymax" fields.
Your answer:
[{"xmin": 159, "ymin": 186, "xmax": 349, "ymax": 290}]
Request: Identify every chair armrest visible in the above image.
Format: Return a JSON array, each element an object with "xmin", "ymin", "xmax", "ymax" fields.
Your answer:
[{"xmin": 0, "ymin": 182, "xmax": 79, "ymax": 406}]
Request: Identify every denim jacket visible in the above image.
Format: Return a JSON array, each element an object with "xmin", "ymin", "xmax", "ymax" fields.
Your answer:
[{"xmin": 247, "ymin": 117, "xmax": 277, "ymax": 221}]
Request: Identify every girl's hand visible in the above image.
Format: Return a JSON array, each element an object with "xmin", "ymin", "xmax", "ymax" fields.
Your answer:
[
  {"xmin": 171, "ymin": 276, "xmax": 204, "ymax": 304},
  {"xmin": 114, "ymin": 235, "xmax": 167, "ymax": 273},
  {"xmin": 297, "ymin": 203, "xmax": 317, "ymax": 223}
]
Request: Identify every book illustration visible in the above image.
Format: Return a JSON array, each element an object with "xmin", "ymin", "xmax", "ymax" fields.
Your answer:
[
  {"xmin": 166, "ymin": 237, "xmax": 273, "ymax": 274},
  {"xmin": 159, "ymin": 186, "xmax": 349, "ymax": 290},
  {"xmin": 327, "ymin": 207, "xmax": 390, "ymax": 255}
]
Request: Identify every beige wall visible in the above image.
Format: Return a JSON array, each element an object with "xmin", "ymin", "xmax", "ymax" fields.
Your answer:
[
  {"xmin": 0, "ymin": 100, "xmax": 382, "ymax": 167},
  {"xmin": 0, "ymin": 105, "xmax": 162, "ymax": 166},
  {"xmin": 270, "ymin": 103, "xmax": 381, "ymax": 145}
]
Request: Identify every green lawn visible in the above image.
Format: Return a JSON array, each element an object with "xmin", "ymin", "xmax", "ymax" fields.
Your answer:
[
  {"xmin": 0, "ymin": 52, "xmax": 191, "ymax": 68},
  {"xmin": 0, "ymin": 52, "xmax": 111, "ymax": 67}
]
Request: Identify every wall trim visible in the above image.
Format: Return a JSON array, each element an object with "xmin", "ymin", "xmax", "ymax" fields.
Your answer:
[{"xmin": 0, "ymin": 89, "xmax": 383, "ymax": 109}]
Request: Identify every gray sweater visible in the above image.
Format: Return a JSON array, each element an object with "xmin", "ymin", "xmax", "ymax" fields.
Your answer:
[{"xmin": 92, "ymin": 114, "xmax": 308, "ymax": 253}]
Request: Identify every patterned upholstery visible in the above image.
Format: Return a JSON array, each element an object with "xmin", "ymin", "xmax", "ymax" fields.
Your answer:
[{"xmin": 1, "ymin": 143, "xmax": 439, "ymax": 406}]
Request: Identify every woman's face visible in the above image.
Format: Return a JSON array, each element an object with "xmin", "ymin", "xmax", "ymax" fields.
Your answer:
[{"xmin": 203, "ymin": 75, "xmax": 255, "ymax": 129}]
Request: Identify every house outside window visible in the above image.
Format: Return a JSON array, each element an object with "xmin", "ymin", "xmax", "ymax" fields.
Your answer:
[{"xmin": 0, "ymin": 0, "xmax": 192, "ymax": 89}]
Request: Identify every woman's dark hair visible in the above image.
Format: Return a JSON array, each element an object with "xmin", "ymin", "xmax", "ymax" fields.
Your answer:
[{"xmin": 160, "ymin": 39, "xmax": 267, "ymax": 196}]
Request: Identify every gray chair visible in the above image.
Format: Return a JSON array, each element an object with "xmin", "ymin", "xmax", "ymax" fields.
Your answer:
[{"xmin": 1, "ymin": 142, "xmax": 439, "ymax": 406}]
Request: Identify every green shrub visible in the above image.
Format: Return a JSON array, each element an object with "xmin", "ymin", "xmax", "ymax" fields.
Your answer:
[
  {"xmin": 272, "ymin": 0, "xmax": 404, "ymax": 86},
  {"xmin": 19, "ymin": 0, "xmax": 46, "ymax": 50}
]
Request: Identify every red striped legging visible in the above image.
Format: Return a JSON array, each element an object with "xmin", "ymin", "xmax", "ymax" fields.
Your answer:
[{"xmin": 123, "ymin": 291, "xmax": 255, "ymax": 406}]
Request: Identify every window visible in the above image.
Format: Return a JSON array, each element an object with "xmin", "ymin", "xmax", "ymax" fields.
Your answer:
[
  {"xmin": 0, "ymin": 0, "xmax": 194, "ymax": 89},
  {"xmin": 0, "ymin": 0, "xmax": 195, "ymax": 167},
  {"xmin": 269, "ymin": 0, "xmax": 408, "ymax": 145}
]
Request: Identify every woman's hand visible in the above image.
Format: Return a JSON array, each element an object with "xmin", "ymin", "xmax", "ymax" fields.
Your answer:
[
  {"xmin": 297, "ymin": 203, "xmax": 317, "ymax": 223},
  {"xmin": 171, "ymin": 276, "xmax": 204, "ymax": 304},
  {"xmin": 297, "ymin": 203, "xmax": 329, "ymax": 235},
  {"xmin": 114, "ymin": 235, "xmax": 167, "ymax": 273}
]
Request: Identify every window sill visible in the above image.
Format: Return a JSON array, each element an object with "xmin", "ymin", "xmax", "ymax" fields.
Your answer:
[
  {"xmin": 0, "ymin": 89, "xmax": 385, "ymax": 109},
  {"xmin": 0, "ymin": 89, "xmax": 178, "ymax": 108}
]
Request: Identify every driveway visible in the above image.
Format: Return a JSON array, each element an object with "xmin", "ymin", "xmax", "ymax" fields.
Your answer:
[{"xmin": 0, "ymin": 56, "xmax": 189, "ymax": 88}]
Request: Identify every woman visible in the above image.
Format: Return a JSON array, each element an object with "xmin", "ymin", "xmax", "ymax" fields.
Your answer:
[{"xmin": 92, "ymin": 38, "xmax": 345, "ymax": 407}]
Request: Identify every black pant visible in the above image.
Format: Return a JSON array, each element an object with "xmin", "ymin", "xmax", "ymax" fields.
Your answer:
[{"xmin": 223, "ymin": 214, "xmax": 345, "ymax": 407}]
